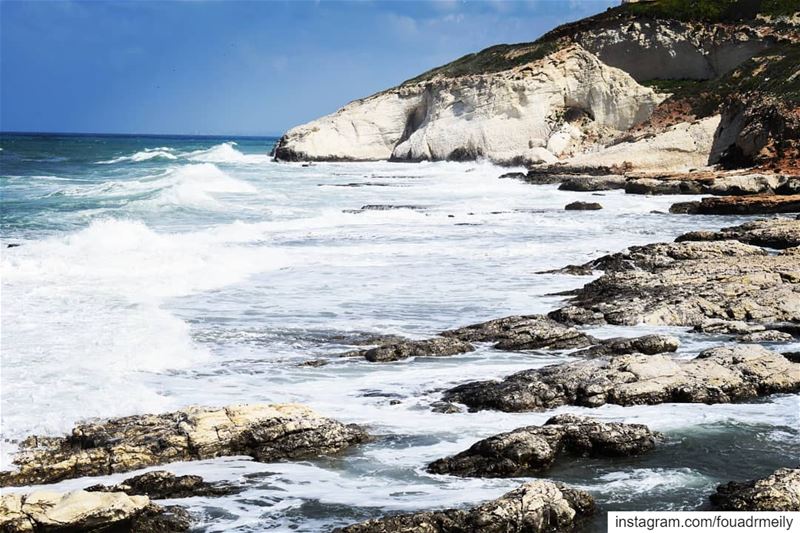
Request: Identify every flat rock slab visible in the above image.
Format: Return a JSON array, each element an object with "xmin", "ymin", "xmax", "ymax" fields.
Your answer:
[
  {"xmin": 676, "ymin": 218, "xmax": 800, "ymax": 249},
  {"xmin": 86, "ymin": 470, "xmax": 236, "ymax": 499},
  {"xmin": 549, "ymin": 240, "xmax": 799, "ymax": 326},
  {"xmin": 0, "ymin": 404, "xmax": 367, "ymax": 487},
  {"xmin": 624, "ymin": 174, "xmax": 792, "ymax": 196},
  {"xmin": 711, "ymin": 467, "xmax": 800, "ymax": 511},
  {"xmin": 442, "ymin": 314, "xmax": 597, "ymax": 351},
  {"xmin": 334, "ymin": 480, "xmax": 594, "ymax": 533},
  {"xmin": 0, "ymin": 490, "xmax": 190, "ymax": 532},
  {"xmin": 670, "ymin": 194, "xmax": 800, "ymax": 215},
  {"xmin": 442, "ymin": 345, "xmax": 800, "ymax": 412},
  {"xmin": 427, "ymin": 414, "xmax": 657, "ymax": 477},
  {"xmin": 344, "ymin": 337, "xmax": 475, "ymax": 362},
  {"xmin": 559, "ymin": 176, "xmax": 626, "ymax": 191},
  {"xmin": 571, "ymin": 334, "xmax": 679, "ymax": 358}
]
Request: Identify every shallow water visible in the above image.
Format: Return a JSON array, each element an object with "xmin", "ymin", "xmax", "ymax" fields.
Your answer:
[{"xmin": 1, "ymin": 133, "xmax": 798, "ymax": 531}]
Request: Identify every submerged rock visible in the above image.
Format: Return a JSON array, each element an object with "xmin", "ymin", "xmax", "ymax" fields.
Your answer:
[
  {"xmin": 550, "ymin": 240, "xmax": 799, "ymax": 327},
  {"xmin": 565, "ymin": 201, "xmax": 603, "ymax": 211},
  {"xmin": 571, "ymin": 334, "xmax": 679, "ymax": 358},
  {"xmin": 670, "ymin": 194, "xmax": 800, "ymax": 215},
  {"xmin": 558, "ymin": 175, "xmax": 626, "ymax": 191},
  {"xmin": 442, "ymin": 314, "xmax": 596, "ymax": 351},
  {"xmin": 86, "ymin": 470, "xmax": 236, "ymax": 499},
  {"xmin": 711, "ymin": 467, "xmax": 800, "ymax": 511},
  {"xmin": 675, "ymin": 218, "xmax": 800, "ymax": 249},
  {"xmin": 346, "ymin": 337, "xmax": 475, "ymax": 362},
  {"xmin": 427, "ymin": 414, "xmax": 657, "ymax": 477},
  {"xmin": 335, "ymin": 480, "xmax": 595, "ymax": 532},
  {"xmin": 0, "ymin": 404, "xmax": 367, "ymax": 487},
  {"xmin": 442, "ymin": 345, "xmax": 800, "ymax": 412},
  {"xmin": 0, "ymin": 490, "xmax": 190, "ymax": 532}
]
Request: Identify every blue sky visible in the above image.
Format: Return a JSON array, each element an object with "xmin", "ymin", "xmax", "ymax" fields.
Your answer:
[{"xmin": 1, "ymin": 0, "xmax": 617, "ymax": 136}]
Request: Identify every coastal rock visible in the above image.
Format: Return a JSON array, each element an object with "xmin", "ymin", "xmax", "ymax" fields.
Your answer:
[
  {"xmin": 335, "ymin": 480, "xmax": 595, "ymax": 533},
  {"xmin": 427, "ymin": 414, "xmax": 657, "ymax": 477},
  {"xmin": 558, "ymin": 175, "xmax": 626, "ymax": 191},
  {"xmin": 738, "ymin": 330, "xmax": 795, "ymax": 343},
  {"xmin": 0, "ymin": 404, "xmax": 367, "ymax": 487},
  {"xmin": 693, "ymin": 319, "xmax": 765, "ymax": 335},
  {"xmin": 358, "ymin": 338, "xmax": 476, "ymax": 362},
  {"xmin": 442, "ymin": 315, "xmax": 596, "ymax": 351},
  {"xmin": 86, "ymin": 471, "xmax": 236, "ymax": 499},
  {"xmin": 623, "ymin": 173, "xmax": 791, "ymax": 196},
  {"xmin": 711, "ymin": 467, "xmax": 800, "ymax": 511},
  {"xmin": 0, "ymin": 490, "xmax": 190, "ymax": 532},
  {"xmin": 550, "ymin": 240, "xmax": 799, "ymax": 326},
  {"xmin": 571, "ymin": 334, "xmax": 679, "ymax": 358},
  {"xmin": 274, "ymin": 44, "xmax": 659, "ymax": 164},
  {"xmin": 565, "ymin": 201, "xmax": 603, "ymax": 211},
  {"xmin": 676, "ymin": 218, "xmax": 800, "ymax": 249},
  {"xmin": 670, "ymin": 194, "xmax": 800, "ymax": 215},
  {"xmin": 442, "ymin": 345, "xmax": 800, "ymax": 412}
]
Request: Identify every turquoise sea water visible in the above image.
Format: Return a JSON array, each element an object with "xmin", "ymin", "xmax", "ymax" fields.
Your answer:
[{"xmin": 1, "ymin": 133, "xmax": 798, "ymax": 531}]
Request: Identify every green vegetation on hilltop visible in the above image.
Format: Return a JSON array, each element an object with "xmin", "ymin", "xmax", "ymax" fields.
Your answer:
[{"xmin": 623, "ymin": 0, "xmax": 799, "ymax": 21}]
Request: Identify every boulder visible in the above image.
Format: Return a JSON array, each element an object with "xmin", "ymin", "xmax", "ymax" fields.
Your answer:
[
  {"xmin": 711, "ymin": 467, "xmax": 800, "ymax": 511},
  {"xmin": 670, "ymin": 194, "xmax": 800, "ymax": 215},
  {"xmin": 427, "ymin": 414, "xmax": 657, "ymax": 477},
  {"xmin": 334, "ymin": 480, "xmax": 595, "ymax": 533},
  {"xmin": 571, "ymin": 334, "xmax": 679, "ymax": 358},
  {"xmin": 558, "ymin": 176, "xmax": 626, "ymax": 191},
  {"xmin": 565, "ymin": 201, "xmax": 603, "ymax": 211},
  {"xmin": 442, "ymin": 345, "xmax": 800, "ymax": 412},
  {"xmin": 86, "ymin": 471, "xmax": 236, "ymax": 499},
  {"xmin": 0, "ymin": 490, "xmax": 190, "ymax": 532},
  {"xmin": 738, "ymin": 330, "xmax": 795, "ymax": 343},
  {"xmin": 347, "ymin": 337, "xmax": 475, "ymax": 362},
  {"xmin": 675, "ymin": 218, "xmax": 800, "ymax": 249},
  {"xmin": 550, "ymin": 240, "xmax": 799, "ymax": 326},
  {"xmin": 442, "ymin": 315, "xmax": 596, "ymax": 351},
  {"xmin": 0, "ymin": 404, "xmax": 367, "ymax": 487}
]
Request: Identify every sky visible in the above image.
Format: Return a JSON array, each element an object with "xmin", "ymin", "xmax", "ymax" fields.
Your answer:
[{"xmin": 0, "ymin": 0, "xmax": 617, "ymax": 136}]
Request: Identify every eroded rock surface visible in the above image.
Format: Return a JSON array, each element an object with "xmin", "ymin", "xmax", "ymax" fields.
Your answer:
[
  {"xmin": 711, "ymin": 467, "xmax": 800, "ymax": 511},
  {"xmin": 571, "ymin": 334, "xmax": 679, "ymax": 358},
  {"xmin": 676, "ymin": 218, "xmax": 800, "ymax": 249},
  {"xmin": 344, "ymin": 337, "xmax": 475, "ymax": 362},
  {"xmin": 442, "ymin": 345, "xmax": 800, "ymax": 412},
  {"xmin": 335, "ymin": 480, "xmax": 595, "ymax": 533},
  {"xmin": 670, "ymin": 194, "xmax": 800, "ymax": 215},
  {"xmin": 86, "ymin": 471, "xmax": 236, "ymax": 500},
  {"xmin": 427, "ymin": 414, "xmax": 657, "ymax": 477},
  {"xmin": 0, "ymin": 404, "xmax": 367, "ymax": 487},
  {"xmin": 442, "ymin": 315, "xmax": 596, "ymax": 351},
  {"xmin": 550, "ymin": 239, "xmax": 799, "ymax": 327},
  {"xmin": 0, "ymin": 490, "xmax": 190, "ymax": 532}
]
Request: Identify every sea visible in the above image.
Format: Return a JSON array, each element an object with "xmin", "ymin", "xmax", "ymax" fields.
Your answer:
[{"xmin": 1, "ymin": 132, "xmax": 798, "ymax": 531}]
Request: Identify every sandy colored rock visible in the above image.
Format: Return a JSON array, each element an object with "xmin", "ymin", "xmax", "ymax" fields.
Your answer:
[
  {"xmin": 571, "ymin": 334, "xmax": 679, "ymax": 358},
  {"xmin": 711, "ymin": 467, "xmax": 800, "ymax": 511},
  {"xmin": 670, "ymin": 194, "xmax": 800, "ymax": 215},
  {"xmin": 442, "ymin": 314, "xmax": 596, "ymax": 351},
  {"xmin": 427, "ymin": 414, "xmax": 657, "ymax": 477},
  {"xmin": 676, "ymin": 217, "xmax": 800, "ymax": 249},
  {"xmin": 0, "ymin": 404, "xmax": 367, "ymax": 487},
  {"xmin": 443, "ymin": 345, "xmax": 800, "ymax": 412},
  {"xmin": 334, "ymin": 480, "xmax": 595, "ymax": 532},
  {"xmin": 738, "ymin": 330, "xmax": 795, "ymax": 343},
  {"xmin": 0, "ymin": 490, "xmax": 189, "ymax": 532}
]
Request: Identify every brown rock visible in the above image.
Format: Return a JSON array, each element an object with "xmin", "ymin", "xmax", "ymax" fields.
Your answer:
[
  {"xmin": 442, "ymin": 314, "xmax": 596, "ymax": 350},
  {"xmin": 670, "ymin": 194, "xmax": 800, "ymax": 215},
  {"xmin": 86, "ymin": 470, "xmax": 236, "ymax": 499},
  {"xmin": 711, "ymin": 467, "xmax": 800, "ymax": 511}
]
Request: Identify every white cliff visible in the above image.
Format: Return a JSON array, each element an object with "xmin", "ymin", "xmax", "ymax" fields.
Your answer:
[{"xmin": 273, "ymin": 44, "xmax": 662, "ymax": 164}]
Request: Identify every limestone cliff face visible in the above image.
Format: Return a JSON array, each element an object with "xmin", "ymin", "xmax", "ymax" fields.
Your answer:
[{"xmin": 273, "ymin": 45, "xmax": 660, "ymax": 164}]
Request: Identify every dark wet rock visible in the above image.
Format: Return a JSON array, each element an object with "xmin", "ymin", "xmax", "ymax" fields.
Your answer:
[
  {"xmin": 550, "ymin": 240, "xmax": 799, "ymax": 327},
  {"xmin": 571, "ymin": 334, "xmax": 679, "ymax": 358},
  {"xmin": 344, "ymin": 337, "xmax": 475, "ymax": 362},
  {"xmin": 442, "ymin": 315, "xmax": 596, "ymax": 351},
  {"xmin": 623, "ymin": 174, "xmax": 792, "ymax": 197},
  {"xmin": 675, "ymin": 218, "xmax": 800, "ymax": 249},
  {"xmin": 783, "ymin": 352, "xmax": 800, "ymax": 363},
  {"xmin": 297, "ymin": 359, "xmax": 329, "ymax": 367},
  {"xmin": 565, "ymin": 201, "xmax": 603, "ymax": 211},
  {"xmin": 360, "ymin": 204, "xmax": 426, "ymax": 211},
  {"xmin": 6, "ymin": 243, "xmax": 21, "ymax": 249},
  {"xmin": 497, "ymin": 172, "xmax": 527, "ymax": 181},
  {"xmin": 711, "ymin": 467, "xmax": 800, "ymax": 511},
  {"xmin": 738, "ymin": 330, "xmax": 795, "ymax": 343},
  {"xmin": 0, "ymin": 404, "xmax": 367, "ymax": 487},
  {"xmin": 559, "ymin": 176, "xmax": 626, "ymax": 191},
  {"xmin": 427, "ymin": 414, "xmax": 657, "ymax": 478},
  {"xmin": 430, "ymin": 401, "xmax": 463, "ymax": 414},
  {"xmin": 442, "ymin": 345, "xmax": 800, "ymax": 413},
  {"xmin": 693, "ymin": 319, "xmax": 766, "ymax": 335},
  {"xmin": 86, "ymin": 470, "xmax": 236, "ymax": 499},
  {"xmin": 335, "ymin": 480, "xmax": 595, "ymax": 533},
  {"xmin": 0, "ymin": 490, "xmax": 190, "ymax": 532},
  {"xmin": 537, "ymin": 264, "xmax": 595, "ymax": 276},
  {"xmin": 625, "ymin": 178, "xmax": 704, "ymax": 195},
  {"xmin": 670, "ymin": 194, "xmax": 800, "ymax": 215}
]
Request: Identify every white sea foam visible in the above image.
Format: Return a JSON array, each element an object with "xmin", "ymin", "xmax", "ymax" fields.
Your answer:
[
  {"xmin": 186, "ymin": 142, "xmax": 272, "ymax": 164},
  {"xmin": 97, "ymin": 147, "xmax": 179, "ymax": 164}
]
